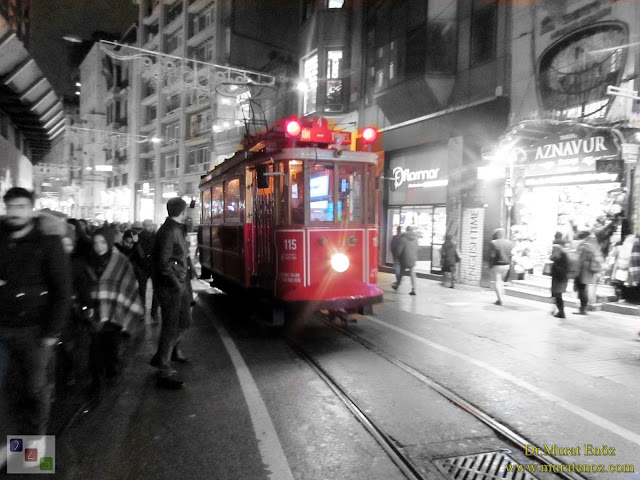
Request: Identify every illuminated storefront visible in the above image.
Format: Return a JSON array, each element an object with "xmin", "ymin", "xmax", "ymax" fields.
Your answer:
[{"xmin": 385, "ymin": 142, "xmax": 448, "ymax": 275}]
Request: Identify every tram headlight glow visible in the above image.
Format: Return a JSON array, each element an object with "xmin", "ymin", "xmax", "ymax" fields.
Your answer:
[{"xmin": 330, "ymin": 253, "xmax": 349, "ymax": 273}]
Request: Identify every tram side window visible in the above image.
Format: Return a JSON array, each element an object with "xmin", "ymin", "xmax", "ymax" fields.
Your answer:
[
  {"xmin": 211, "ymin": 184, "xmax": 223, "ymax": 222},
  {"xmin": 276, "ymin": 162, "xmax": 287, "ymax": 225},
  {"xmin": 310, "ymin": 163, "xmax": 334, "ymax": 222},
  {"xmin": 290, "ymin": 161, "xmax": 304, "ymax": 224},
  {"xmin": 337, "ymin": 164, "xmax": 363, "ymax": 223},
  {"xmin": 366, "ymin": 164, "xmax": 377, "ymax": 225},
  {"xmin": 224, "ymin": 178, "xmax": 241, "ymax": 222},
  {"xmin": 202, "ymin": 188, "xmax": 212, "ymax": 222}
]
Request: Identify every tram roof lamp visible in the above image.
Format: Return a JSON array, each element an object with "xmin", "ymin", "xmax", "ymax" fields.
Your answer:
[
  {"xmin": 150, "ymin": 136, "xmax": 162, "ymax": 143},
  {"xmin": 63, "ymin": 34, "xmax": 82, "ymax": 43},
  {"xmin": 362, "ymin": 127, "xmax": 378, "ymax": 144},
  {"xmin": 286, "ymin": 119, "xmax": 302, "ymax": 137}
]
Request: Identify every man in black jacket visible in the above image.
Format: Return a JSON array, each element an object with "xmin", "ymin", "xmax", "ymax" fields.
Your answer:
[
  {"xmin": 138, "ymin": 219, "xmax": 159, "ymax": 320},
  {"xmin": 150, "ymin": 198, "xmax": 192, "ymax": 389},
  {"xmin": 0, "ymin": 187, "xmax": 71, "ymax": 434}
]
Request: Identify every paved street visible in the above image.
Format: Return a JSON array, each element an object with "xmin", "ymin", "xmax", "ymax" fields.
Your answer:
[{"xmin": 7, "ymin": 274, "xmax": 638, "ymax": 479}]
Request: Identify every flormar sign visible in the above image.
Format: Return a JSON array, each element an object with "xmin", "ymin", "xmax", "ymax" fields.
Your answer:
[
  {"xmin": 527, "ymin": 130, "xmax": 619, "ymax": 177},
  {"xmin": 392, "ymin": 166, "xmax": 444, "ymax": 189}
]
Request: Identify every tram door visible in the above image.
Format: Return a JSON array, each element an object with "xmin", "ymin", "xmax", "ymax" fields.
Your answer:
[{"xmin": 253, "ymin": 165, "xmax": 275, "ymax": 289}]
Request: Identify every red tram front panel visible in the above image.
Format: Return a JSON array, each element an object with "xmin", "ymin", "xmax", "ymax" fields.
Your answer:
[{"xmin": 275, "ymin": 227, "xmax": 382, "ymax": 303}]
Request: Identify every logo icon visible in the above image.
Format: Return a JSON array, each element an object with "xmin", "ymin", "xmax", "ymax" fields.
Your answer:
[
  {"xmin": 6, "ymin": 436, "xmax": 55, "ymax": 474},
  {"xmin": 9, "ymin": 439, "xmax": 22, "ymax": 452},
  {"xmin": 40, "ymin": 458, "xmax": 53, "ymax": 471},
  {"xmin": 25, "ymin": 448, "xmax": 38, "ymax": 462}
]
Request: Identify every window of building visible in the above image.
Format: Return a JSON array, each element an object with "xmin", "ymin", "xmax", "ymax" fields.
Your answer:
[
  {"xmin": 193, "ymin": 39, "xmax": 214, "ymax": 62},
  {"xmin": 325, "ymin": 50, "xmax": 343, "ymax": 112},
  {"xmin": 164, "ymin": 122, "xmax": 180, "ymax": 144},
  {"xmin": 107, "ymin": 177, "xmax": 112, "ymax": 189},
  {"xmin": 224, "ymin": 178, "xmax": 241, "ymax": 222},
  {"xmin": 302, "ymin": 53, "xmax": 318, "ymax": 115},
  {"xmin": 165, "ymin": 30, "xmax": 182, "ymax": 53},
  {"xmin": 163, "ymin": 152, "xmax": 180, "ymax": 178},
  {"xmin": 167, "ymin": 1, "xmax": 183, "ymax": 24},
  {"xmin": 122, "ymin": 173, "xmax": 128, "ymax": 185},
  {"xmin": 192, "ymin": 6, "xmax": 214, "ymax": 36},
  {"xmin": 470, "ymin": 0, "xmax": 497, "ymax": 66},
  {"xmin": 166, "ymin": 93, "xmax": 181, "ymax": 113},
  {"xmin": 114, "ymin": 175, "xmax": 120, "ymax": 187},
  {"xmin": 328, "ymin": 0, "xmax": 344, "ymax": 7},
  {"xmin": 188, "ymin": 145, "xmax": 209, "ymax": 172},
  {"xmin": 211, "ymin": 184, "xmax": 223, "ymax": 221},
  {"xmin": 140, "ymin": 158, "xmax": 155, "ymax": 180}
]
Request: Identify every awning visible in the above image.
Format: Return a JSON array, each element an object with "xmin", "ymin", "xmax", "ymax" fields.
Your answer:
[{"xmin": 0, "ymin": 15, "xmax": 65, "ymax": 162}]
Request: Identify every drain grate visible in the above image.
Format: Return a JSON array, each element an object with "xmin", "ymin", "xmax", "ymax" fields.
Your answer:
[{"xmin": 434, "ymin": 451, "xmax": 539, "ymax": 480}]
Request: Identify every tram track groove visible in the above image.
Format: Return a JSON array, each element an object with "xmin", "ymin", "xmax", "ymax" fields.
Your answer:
[
  {"xmin": 285, "ymin": 338, "xmax": 432, "ymax": 480},
  {"xmin": 313, "ymin": 313, "xmax": 589, "ymax": 480}
]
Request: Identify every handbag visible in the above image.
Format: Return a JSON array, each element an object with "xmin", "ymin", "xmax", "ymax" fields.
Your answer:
[{"xmin": 542, "ymin": 262, "xmax": 552, "ymax": 276}]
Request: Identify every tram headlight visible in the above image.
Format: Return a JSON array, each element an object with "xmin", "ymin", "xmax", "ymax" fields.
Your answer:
[{"xmin": 330, "ymin": 253, "xmax": 349, "ymax": 273}]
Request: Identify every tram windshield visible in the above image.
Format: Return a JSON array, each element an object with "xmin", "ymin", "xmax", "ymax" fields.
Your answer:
[{"xmin": 278, "ymin": 159, "xmax": 373, "ymax": 226}]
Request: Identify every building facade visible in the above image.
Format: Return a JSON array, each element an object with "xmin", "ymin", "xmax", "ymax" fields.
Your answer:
[
  {"xmin": 348, "ymin": 0, "xmax": 511, "ymax": 285},
  {"xmin": 481, "ymin": 0, "xmax": 640, "ymax": 285},
  {"xmin": 0, "ymin": 10, "xmax": 64, "ymax": 212},
  {"xmin": 129, "ymin": 0, "xmax": 299, "ymax": 224}
]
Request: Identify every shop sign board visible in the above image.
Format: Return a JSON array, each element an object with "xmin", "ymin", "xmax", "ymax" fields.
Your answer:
[
  {"xmin": 526, "ymin": 130, "xmax": 620, "ymax": 177},
  {"xmin": 460, "ymin": 208, "xmax": 484, "ymax": 286},
  {"xmin": 388, "ymin": 142, "xmax": 448, "ymax": 206}
]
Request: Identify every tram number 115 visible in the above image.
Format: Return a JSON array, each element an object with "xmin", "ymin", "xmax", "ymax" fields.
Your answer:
[{"xmin": 284, "ymin": 239, "xmax": 297, "ymax": 250}]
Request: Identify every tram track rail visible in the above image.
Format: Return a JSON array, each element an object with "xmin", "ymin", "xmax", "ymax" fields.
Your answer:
[{"xmin": 286, "ymin": 312, "xmax": 591, "ymax": 480}]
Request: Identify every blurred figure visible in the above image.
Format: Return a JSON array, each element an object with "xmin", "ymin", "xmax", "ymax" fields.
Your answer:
[
  {"xmin": 138, "ymin": 219, "xmax": 159, "ymax": 321},
  {"xmin": 489, "ymin": 228, "xmax": 513, "ymax": 306},
  {"xmin": 550, "ymin": 237, "xmax": 569, "ymax": 319},
  {"xmin": 392, "ymin": 226, "xmax": 418, "ymax": 295},
  {"xmin": 574, "ymin": 231, "xmax": 603, "ymax": 315},
  {"xmin": 440, "ymin": 233, "xmax": 460, "ymax": 288},
  {"xmin": 0, "ymin": 187, "xmax": 71, "ymax": 434},
  {"xmin": 79, "ymin": 228, "xmax": 144, "ymax": 391},
  {"xmin": 117, "ymin": 229, "xmax": 147, "ymax": 304},
  {"xmin": 150, "ymin": 199, "xmax": 193, "ymax": 389},
  {"xmin": 390, "ymin": 226, "xmax": 403, "ymax": 284}
]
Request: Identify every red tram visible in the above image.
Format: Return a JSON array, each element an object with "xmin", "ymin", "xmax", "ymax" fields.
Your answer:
[{"xmin": 198, "ymin": 116, "xmax": 383, "ymax": 324}]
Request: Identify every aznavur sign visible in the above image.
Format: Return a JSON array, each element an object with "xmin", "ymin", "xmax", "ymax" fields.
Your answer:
[{"xmin": 526, "ymin": 129, "xmax": 620, "ymax": 177}]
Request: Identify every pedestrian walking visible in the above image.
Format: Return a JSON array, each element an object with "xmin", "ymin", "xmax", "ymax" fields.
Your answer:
[
  {"xmin": 117, "ymin": 229, "xmax": 148, "ymax": 304},
  {"xmin": 0, "ymin": 187, "xmax": 71, "ymax": 435},
  {"xmin": 489, "ymin": 228, "xmax": 513, "ymax": 306},
  {"xmin": 550, "ymin": 238, "xmax": 569, "ymax": 318},
  {"xmin": 80, "ymin": 227, "xmax": 144, "ymax": 391},
  {"xmin": 390, "ymin": 226, "xmax": 403, "ymax": 283},
  {"xmin": 574, "ymin": 231, "xmax": 603, "ymax": 315},
  {"xmin": 440, "ymin": 234, "xmax": 460, "ymax": 288},
  {"xmin": 150, "ymin": 198, "xmax": 193, "ymax": 389},
  {"xmin": 138, "ymin": 219, "xmax": 159, "ymax": 321},
  {"xmin": 392, "ymin": 226, "xmax": 418, "ymax": 295}
]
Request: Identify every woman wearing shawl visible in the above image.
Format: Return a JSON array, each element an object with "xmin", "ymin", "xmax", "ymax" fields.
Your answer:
[{"xmin": 81, "ymin": 227, "xmax": 143, "ymax": 389}]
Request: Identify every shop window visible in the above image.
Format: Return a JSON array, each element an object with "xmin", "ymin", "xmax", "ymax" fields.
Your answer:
[
  {"xmin": 328, "ymin": 0, "xmax": 344, "ymax": 8},
  {"xmin": 470, "ymin": 0, "xmax": 497, "ymax": 66},
  {"xmin": 337, "ymin": 164, "xmax": 363, "ymax": 223},
  {"xmin": 309, "ymin": 163, "xmax": 334, "ymax": 223},
  {"xmin": 211, "ymin": 184, "xmax": 223, "ymax": 222},
  {"xmin": 290, "ymin": 161, "xmax": 304, "ymax": 224},
  {"xmin": 202, "ymin": 187, "xmax": 212, "ymax": 221},
  {"xmin": 224, "ymin": 178, "xmax": 241, "ymax": 222},
  {"xmin": 302, "ymin": 53, "xmax": 318, "ymax": 115}
]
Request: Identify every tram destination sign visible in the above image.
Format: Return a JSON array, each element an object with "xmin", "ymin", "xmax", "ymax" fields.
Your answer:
[{"xmin": 526, "ymin": 129, "xmax": 620, "ymax": 177}]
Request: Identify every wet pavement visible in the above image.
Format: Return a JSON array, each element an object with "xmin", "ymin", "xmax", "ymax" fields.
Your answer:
[{"xmin": 1, "ymin": 274, "xmax": 638, "ymax": 479}]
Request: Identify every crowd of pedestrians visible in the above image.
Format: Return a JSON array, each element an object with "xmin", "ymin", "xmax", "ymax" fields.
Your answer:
[{"xmin": 0, "ymin": 188, "xmax": 195, "ymax": 437}]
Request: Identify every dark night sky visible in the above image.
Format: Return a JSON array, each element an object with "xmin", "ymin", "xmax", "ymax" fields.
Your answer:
[{"xmin": 30, "ymin": 0, "xmax": 138, "ymax": 98}]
